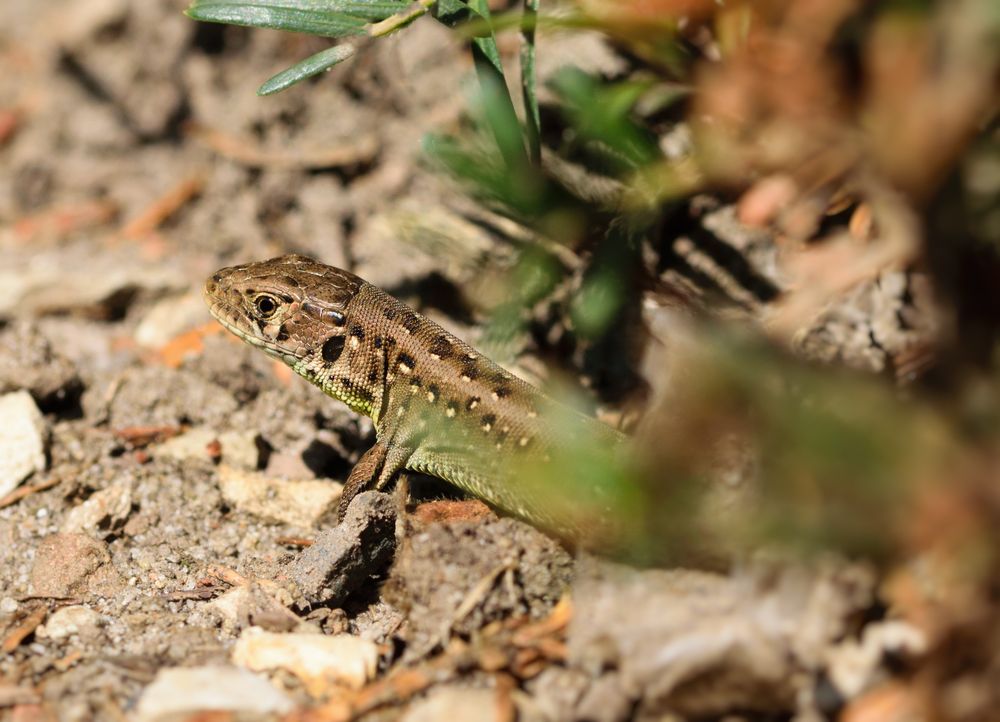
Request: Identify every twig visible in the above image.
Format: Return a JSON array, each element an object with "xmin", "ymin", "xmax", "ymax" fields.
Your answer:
[
  {"xmin": 0, "ymin": 477, "xmax": 60, "ymax": 510},
  {"xmin": 188, "ymin": 122, "xmax": 378, "ymax": 170},
  {"xmin": 121, "ymin": 174, "xmax": 204, "ymax": 240},
  {"xmin": 1, "ymin": 607, "xmax": 47, "ymax": 654},
  {"xmin": 11, "ymin": 200, "xmax": 119, "ymax": 243}
]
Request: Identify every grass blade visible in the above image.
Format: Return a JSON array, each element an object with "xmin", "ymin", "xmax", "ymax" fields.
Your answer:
[{"xmin": 257, "ymin": 43, "xmax": 356, "ymax": 95}]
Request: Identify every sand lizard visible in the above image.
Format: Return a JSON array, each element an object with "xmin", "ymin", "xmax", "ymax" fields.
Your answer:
[{"xmin": 205, "ymin": 254, "xmax": 626, "ymax": 540}]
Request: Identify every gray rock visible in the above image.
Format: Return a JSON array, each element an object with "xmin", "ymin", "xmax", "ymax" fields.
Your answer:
[
  {"xmin": 288, "ymin": 491, "xmax": 397, "ymax": 605},
  {"xmin": 0, "ymin": 322, "xmax": 82, "ymax": 406}
]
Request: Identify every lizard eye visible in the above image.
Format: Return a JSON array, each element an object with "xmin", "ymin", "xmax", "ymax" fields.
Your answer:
[{"xmin": 253, "ymin": 294, "xmax": 279, "ymax": 319}]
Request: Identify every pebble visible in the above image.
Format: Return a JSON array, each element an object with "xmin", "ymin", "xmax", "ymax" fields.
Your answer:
[
  {"xmin": 36, "ymin": 605, "xmax": 102, "ymax": 640},
  {"xmin": 216, "ymin": 465, "xmax": 341, "ymax": 527},
  {"xmin": 232, "ymin": 627, "xmax": 378, "ymax": 695},
  {"xmin": 401, "ymin": 686, "xmax": 502, "ymax": 722},
  {"xmin": 134, "ymin": 666, "xmax": 295, "ymax": 722},
  {"xmin": 30, "ymin": 533, "xmax": 124, "ymax": 598},
  {"xmin": 60, "ymin": 483, "xmax": 132, "ymax": 535},
  {"xmin": 156, "ymin": 427, "xmax": 261, "ymax": 469},
  {"xmin": 0, "ymin": 391, "xmax": 47, "ymax": 497}
]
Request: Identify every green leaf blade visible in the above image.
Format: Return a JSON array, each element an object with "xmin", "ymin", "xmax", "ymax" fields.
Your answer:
[
  {"xmin": 257, "ymin": 44, "xmax": 356, "ymax": 95},
  {"xmin": 186, "ymin": 0, "xmax": 411, "ymax": 37},
  {"xmin": 186, "ymin": 4, "xmax": 363, "ymax": 36}
]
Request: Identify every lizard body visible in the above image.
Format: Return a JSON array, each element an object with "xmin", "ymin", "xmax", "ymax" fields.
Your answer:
[{"xmin": 205, "ymin": 254, "xmax": 626, "ymax": 540}]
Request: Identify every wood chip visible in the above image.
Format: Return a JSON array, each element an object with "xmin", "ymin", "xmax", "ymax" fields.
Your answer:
[
  {"xmin": 1, "ymin": 607, "xmax": 47, "ymax": 654},
  {"xmin": 120, "ymin": 174, "xmax": 204, "ymax": 240},
  {"xmin": 11, "ymin": 200, "xmax": 119, "ymax": 243},
  {"xmin": 0, "ymin": 477, "xmax": 60, "ymax": 510},
  {"xmin": 112, "ymin": 425, "xmax": 183, "ymax": 448},
  {"xmin": 188, "ymin": 122, "xmax": 379, "ymax": 170}
]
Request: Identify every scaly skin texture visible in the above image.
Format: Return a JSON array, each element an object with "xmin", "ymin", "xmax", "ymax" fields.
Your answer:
[{"xmin": 204, "ymin": 254, "xmax": 625, "ymax": 540}]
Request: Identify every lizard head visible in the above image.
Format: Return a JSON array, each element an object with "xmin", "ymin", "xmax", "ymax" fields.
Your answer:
[{"xmin": 204, "ymin": 254, "xmax": 361, "ymax": 369}]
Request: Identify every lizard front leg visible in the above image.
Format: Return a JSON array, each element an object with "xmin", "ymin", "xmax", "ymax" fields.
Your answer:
[{"xmin": 337, "ymin": 437, "xmax": 414, "ymax": 521}]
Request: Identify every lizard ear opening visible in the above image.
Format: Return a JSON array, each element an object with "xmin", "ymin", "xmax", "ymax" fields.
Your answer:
[
  {"xmin": 322, "ymin": 335, "xmax": 346, "ymax": 363},
  {"xmin": 302, "ymin": 300, "xmax": 346, "ymax": 326}
]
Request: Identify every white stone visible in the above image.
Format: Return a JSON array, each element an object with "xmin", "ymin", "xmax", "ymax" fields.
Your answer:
[
  {"xmin": 401, "ymin": 687, "xmax": 502, "ymax": 722},
  {"xmin": 0, "ymin": 391, "xmax": 47, "ymax": 497},
  {"xmin": 61, "ymin": 483, "xmax": 132, "ymax": 535},
  {"xmin": 0, "ymin": 597, "xmax": 18, "ymax": 615},
  {"xmin": 134, "ymin": 292, "xmax": 210, "ymax": 349},
  {"xmin": 217, "ymin": 465, "xmax": 342, "ymax": 527},
  {"xmin": 157, "ymin": 427, "xmax": 260, "ymax": 469},
  {"xmin": 36, "ymin": 605, "xmax": 102, "ymax": 640},
  {"xmin": 232, "ymin": 627, "xmax": 378, "ymax": 694},
  {"xmin": 134, "ymin": 666, "xmax": 294, "ymax": 722},
  {"xmin": 207, "ymin": 586, "xmax": 251, "ymax": 628}
]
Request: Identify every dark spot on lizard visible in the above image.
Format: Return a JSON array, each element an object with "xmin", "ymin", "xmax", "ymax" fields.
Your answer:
[
  {"xmin": 493, "ymin": 385, "xmax": 511, "ymax": 399},
  {"xmin": 384, "ymin": 308, "xmax": 398, "ymax": 321},
  {"xmin": 427, "ymin": 383, "xmax": 440, "ymax": 399},
  {"xmin": 481, "ymin": 413, "xmax": 497, "ymax": 431},
  {"xmin": 401, "ymin": 312, "xmax": 421, "ymax": 333},
  {"xmin": 373, "ymin": 336, "xmax": 383, "ymax": 349},
  {"xmin": 466, "ymin": 396, "xmax": 481, "ymax": 410},
  {"xmin": 459, "ymin": 356, "xmax": 479, "ymax": 381},
  {"xmin": 397, "ymin": 352, "xmax": 416, "ymax": 370},
  {"xmin": 429, "ymin": 336, "xmax": 453, "ymax": 359},
  {"xmin": 367, "ymin": 369, "xmax": 378, "ymax": 384},
  {"xmin": 446, "ymin": 400, "xmax": 459, "ymax": 416},
  {"xmin": 350, "ymin": 324, "xmax": 365, "ymax": 341},
  {"xmin": 322, "ymin": 336, "xmax": 345, "ymax": 363},
  {"xmin": 275, "ymin": 326, "xmax": 289, "ymax": 342}
]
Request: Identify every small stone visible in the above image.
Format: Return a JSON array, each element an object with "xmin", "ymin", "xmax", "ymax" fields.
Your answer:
[
  {"xmin": 36, "ymin": 605, "xmax": 102, "ymax": 640},
  {"xmin": 232, "ymin": 627, "xmax": 378, "ymax": 695},
  {"xmin": 0, "ymin": 391, "xmax": 47, "ymax": 497},
  {"xmin": 61, "ymin": 483, "xmax": 132, "ymax": 535},
  {"xmin": 134, "ymin": 666, "xmax": 294, "ymax": 722},
  {"xmin": 826, "ymin": 620, "xmax": 927, "ymax": 698},
  {"xmin": 0, "ymin": 323, "xmax": 82, "ymax": 406},
  {"xmin": 208, "ymin": 586, "xmax": 251, "ymax": 628},
  {"xmin": 0, "ymin": 597, "xmax": 18, "ymax": 615},
  {"xmin": 133, "ymin": 292, "xmax": 209, "ymax": 349},
  {"xmin": 156, "ymin": 427, "xmax": 261, "ymax": 469},
  {"xmin": 30, "ymin": 533, "xmax": 124, "ymax": 598},
  {"xmin": 217, "ymin": 465, "xmax": 341, "ymax": 527},
  {"xmin": 288, "ymin": 491, "xmax": 396, "ymax": 605},
  {"xmin": 401, "ymin": 686, "xmax": 502, "ymax": 722}
]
